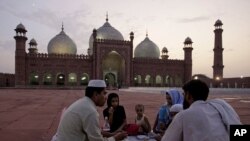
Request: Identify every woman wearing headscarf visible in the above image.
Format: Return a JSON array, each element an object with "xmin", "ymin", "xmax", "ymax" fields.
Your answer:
[{"xmin": 153, "ymin": 89, "xmax": 184, "ymax": 134}]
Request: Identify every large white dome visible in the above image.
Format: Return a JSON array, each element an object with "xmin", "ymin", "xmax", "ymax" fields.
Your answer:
[
  {"xmin": 134, "ymin": 36, "xmax": 160, "ymax": 58},
  {"xmin": 88, "ymin": 19, "xmax": 124, "ymax": 55},
  {"xmin": 47, "ymin": 28, "xmax": 77, "ymax": 55}
]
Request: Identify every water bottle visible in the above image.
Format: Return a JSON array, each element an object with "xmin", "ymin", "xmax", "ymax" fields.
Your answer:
[{"xmin": 103, "ymin": 116, "xmax": 110, "ymax": 132}]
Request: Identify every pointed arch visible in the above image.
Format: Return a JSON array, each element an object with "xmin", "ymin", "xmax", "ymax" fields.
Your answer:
[
  {"xmin": 156, "ymin": 75, "xmax": 162, "ymax": 86},
  {"xmin": 43, "ymin": 73, "xmax": 52, "ymax": 85},
  {"xmin": 68, "ymin": 73, "xmax": 77, "ymax": 85},
  {"xmin": 56, "ymin": 73, "xmax": 65, "ymax": 85},
  {"xmin": 80, "ymin": 73, "xmax": 89, "ymax": 85},
  {"xmin": 134, "ymin": 75, "xmax": 142, "ymax": 86},
  {"xmin": 175, "ymin": 75, "xmax": 183, "ymax": 87},
  {"xmin": 29, "ymin": 72, "xmax": 39, "ymax": 85},
  {"xmin": 145, "ymin": 75, "xmax": 153, "ymax": 86}
]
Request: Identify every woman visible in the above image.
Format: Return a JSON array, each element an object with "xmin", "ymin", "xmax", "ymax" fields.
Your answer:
[
  {"xmin": 103, "ymin": 93, "xmax": 127, "ymax": 133},
  {"xmin": 153, "ymin": 89, "xmax": 184, "ymax": 134}
]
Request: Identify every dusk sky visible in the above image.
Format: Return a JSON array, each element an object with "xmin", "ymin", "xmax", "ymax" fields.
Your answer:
[{"xmin": 0, "ymin": 0, "xmax": 249, "ymax": 78}]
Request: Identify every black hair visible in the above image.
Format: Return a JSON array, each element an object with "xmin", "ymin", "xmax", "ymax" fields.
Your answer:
[
  {"xmin": 182, "ymin": 79, "xmax": 209, "ymax": 101},
  {"xmin": 85, "ymin": 87, "xmax": 105, "ymax": 98},
  {"xmin": 107, "ymin": 93, "xmax": 119, "ymax": 107},
  {"xmin": 135, "ymin": 104, "xmax": 144, "ymax": 111}
]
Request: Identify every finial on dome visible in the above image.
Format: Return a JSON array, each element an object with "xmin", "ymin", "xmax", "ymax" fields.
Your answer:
[
  {"xmin": 61, "ymin": 22, "xmax": 64, "ymax": 31},
  {"xmin": 106, "ymin": 12, "xmax": 109, "ymax": 22},
  {"xmin": 146, "ymin": 29, "xmax": 148, "ymax": 37}
]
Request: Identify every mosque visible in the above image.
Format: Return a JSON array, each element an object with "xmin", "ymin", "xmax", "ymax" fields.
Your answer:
[{"xmin": 0, "ymin": 16, "xmax": 249, "ymax": 88}]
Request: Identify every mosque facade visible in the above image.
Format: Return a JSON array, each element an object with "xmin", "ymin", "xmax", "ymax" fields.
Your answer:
[
  {"xmin": 0, "ymin": 18, "xmax": 249, "ymax": 88},
  {"xmin": 11, "ymin": 17, "xmax": 193, "ymax": 88}
]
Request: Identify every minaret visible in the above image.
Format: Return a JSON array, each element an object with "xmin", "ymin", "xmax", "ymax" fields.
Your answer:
[
  {"xmin": 213, "ymin": 19, "xmax": 224, "ymax": 80},
  {"xmin": 28, "ymin": 38, "xmax": 38, "ymax": 54},
  {"xmin": 92, "ymin": 28, "xmax": 97, "ymax": 79},
  {"xmin": 161, "ymin": 47, "xmax": 169, "ymax": 60},
  {"xmin": 14, "ymin": 23, "xmax": 28, "ymax": 86},
  {"xmin": 130, "ymin": 31, "xmax": 134, "ymax": 86},
  {"xmin": 183, "ymin": 37, "xmax": 193, "ymax": 83}
]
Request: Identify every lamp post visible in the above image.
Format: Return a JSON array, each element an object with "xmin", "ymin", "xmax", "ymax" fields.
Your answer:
[
  {"xmin": 240, "ymin": 75, "xmax": 244, "ymax": 88},
  {"xmin": 215, "ymin": 76, "xmax": 220, "ymax": 88}
]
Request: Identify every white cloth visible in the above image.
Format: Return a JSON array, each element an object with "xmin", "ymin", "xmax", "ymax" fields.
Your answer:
[
  {"xmin": 56, "ymin": 97, "xmax": 114, "ymax": 141},
  {"xmin": 124, "ymin": 136, "xmax": 156, "ymax": 141},
  {"xmin": 135, "ymin": 115, "xmax": 146, "ymax": 126},
  {"xmin": 88, "ymin": 80, "xmax": 106, "ymax": 87},
  {"xmin": 169, "ymin": 104, "xmax": 183, "ymax": 112},
  {"xmin": 207, "ymin": 99, "xmax": 241, "ymax": 132},
  {"xmin": 161, "ymin": 100, "xmax": 241, "ymax": 141}
]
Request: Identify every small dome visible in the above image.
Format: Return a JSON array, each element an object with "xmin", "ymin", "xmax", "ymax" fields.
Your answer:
[
  {"xmin": 16, "ymin": 23, "xmax": 26, "ymax": 30},
  {"xmin": 88, "ymin": 20, "xmax": 124, "ymax": 55},
  {"xmin": 134, "ymin": 36, "xmax": 160, "ymax": 58},
  {"xmin": 214, "ymin": 19, "xmax": 223, "ymax": 26},
  {"xmin": 47, "ymin": 28, "xmax": 77, "ymax": 55},
  {"xmin": 184, "ymin": 37, "xmax": 193, "ymax": 44},
  {"xmin": 29, "ymin": 38, "xmax": 37, "ymax": 46},
  {"xmin": 162, "ymin": 47, "xmax": 168, "ymax": 53}
]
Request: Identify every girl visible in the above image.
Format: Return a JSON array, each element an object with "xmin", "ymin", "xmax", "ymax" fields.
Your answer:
[
  {"xmin": 103, "ymin": 93, "xmax": 127, "ymax": 133},
  {"xmin": 135, "ymin": 104, "xmax": 151, "ymax": 134}
]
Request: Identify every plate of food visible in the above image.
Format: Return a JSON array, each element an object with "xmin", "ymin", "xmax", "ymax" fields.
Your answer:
[
  {"xmin": 147, "ymin": 132, "xmax": 157, "ymax": 138},
  {"xmin": 136, "ymin": 135, "xmax": 149, "ymax": 140}
]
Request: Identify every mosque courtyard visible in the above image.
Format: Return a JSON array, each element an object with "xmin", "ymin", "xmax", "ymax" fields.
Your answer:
[{"xmin": 0, "ymin": 88, "xmax": 249, "ymax": 141}]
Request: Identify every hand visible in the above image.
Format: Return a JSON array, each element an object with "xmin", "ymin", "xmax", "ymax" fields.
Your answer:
[
  {"xmin": 154, "ymin": 134, "xmax": 162, "ymax": 141},
  {"xmin": 101, "ymin": 131, "xmax": 115, "ymax": 137},
  {"xmin": 109, "ymin": 107, "xmax": 114, "ymax": 114},
  {"xmin": 113, "ymin": 131, "xmax": 128, "ymax": 141}
]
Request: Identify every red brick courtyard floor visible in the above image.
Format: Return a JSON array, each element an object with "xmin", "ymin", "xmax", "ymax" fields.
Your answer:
[{"xmin": 0, "ymin": 88, "xmax": 249, "ymax": 141}]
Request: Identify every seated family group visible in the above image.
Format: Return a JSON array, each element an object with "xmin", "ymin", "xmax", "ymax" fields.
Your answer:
[{"xmin": 52, "ymin": 79, "xmax": 242, "ymax": 141}]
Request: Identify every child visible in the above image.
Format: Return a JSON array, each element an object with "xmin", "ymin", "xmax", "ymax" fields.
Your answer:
[
  {"xmin": 103, "ymin": 93, "xmax": 127, "ymax": 133},
  {"xmin": 165, "ymin": 104, "xmax": 183, "ymax": 129},
  {"xmin": 135, "ymin": 104, "xmax": 151, "ymax": 134}
]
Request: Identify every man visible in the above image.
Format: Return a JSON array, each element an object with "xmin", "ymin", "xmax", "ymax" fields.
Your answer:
[
  {"xmin": 57, "ymin": 80, "xmax": 127, "ymax": 141},
  {"xmin": 161, "ymin": 80, "xmax": 241, "ymax": 141}
]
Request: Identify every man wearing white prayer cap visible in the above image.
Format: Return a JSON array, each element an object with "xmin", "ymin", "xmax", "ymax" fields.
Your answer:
[
  {"xmin": 56, "ymin": 79, "xmax": 127, "ymax": 141},
  {"xmin": 88, "ymin": 79, "xmax": 107, "ymax": 88}
]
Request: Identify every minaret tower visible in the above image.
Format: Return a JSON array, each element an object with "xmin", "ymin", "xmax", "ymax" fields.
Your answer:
[
  {"xmin": 213, "ymin": 19, "xmax": 224, "ymax": 80},
  {"xmin": 14, "ymin": 23, "xmax": 27, "ymax": 86},
  {"xmin": 161, "ymin": 47, "xmax": 169, "ymax": 60},
  {"xmin": 28, "ymin": 38, "xmax": 38, "ymax": 54},
  {"xmin": 183, "ymin": 37, "xmax": 193, "ymax": 83}
]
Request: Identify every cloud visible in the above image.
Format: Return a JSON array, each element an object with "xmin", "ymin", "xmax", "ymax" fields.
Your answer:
[
  {"xmin": 1, "ymin": 2, "xmax": 91, "ymax": 31},
  {"xmin": 0, "ymin": 40, "xmax": 14, "ymax": 51},
  {"xmin": 111, "ymin": 12, "xmax": 124, "ymax": 19},
  {"xmin": 177, "ymin": 16, "xmax": 210, "ymax": 23},
  {"xmin": 1, "ymin": 3, "xmax": 59, "ymax": 29},
  {"xmin": 225, "ymin": 48, "xmax": 234, "ymax": 52},
  {"xmin": 0, "ymin": 39, "xmax": 15, "ymax": 73}
]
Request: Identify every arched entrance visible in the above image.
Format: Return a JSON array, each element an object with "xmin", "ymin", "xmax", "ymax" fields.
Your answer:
[
  {"xmin": 68, "ymin": 73, "xmax": 77, "ymax": 86},
  {"xmin": 57, "ymin": 74, "xmax": 65, "ymax": 85},
  {"xmin": 43, "ymin": 73, "xmax": 52, "ymax": 85},
  {"xmin": 134, "ymin": 75, "xmax": 142, "ymax": 86},
  {"xmin": 80, "ymin": 73, "xmax": 89, "ymax": 85},
  {"xmin": 29, "ymin": 72, "xmax": 39, "ymax": 85},
  {"xmin": 104, "ymin": 73, "xmax": 116, "ymax": 87},
  {"xmin": 102, "ymin": 51, "xmax": 125, "ymax": 87}
]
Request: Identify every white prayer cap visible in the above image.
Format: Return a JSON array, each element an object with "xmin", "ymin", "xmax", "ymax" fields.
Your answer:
[
  {"xmin": 88, "ymin": 80, "xmax": 106, "ymax": 87},
  {"xmin": 170, "ymin": 104, "xmax": 183, "ymax": 112}
]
